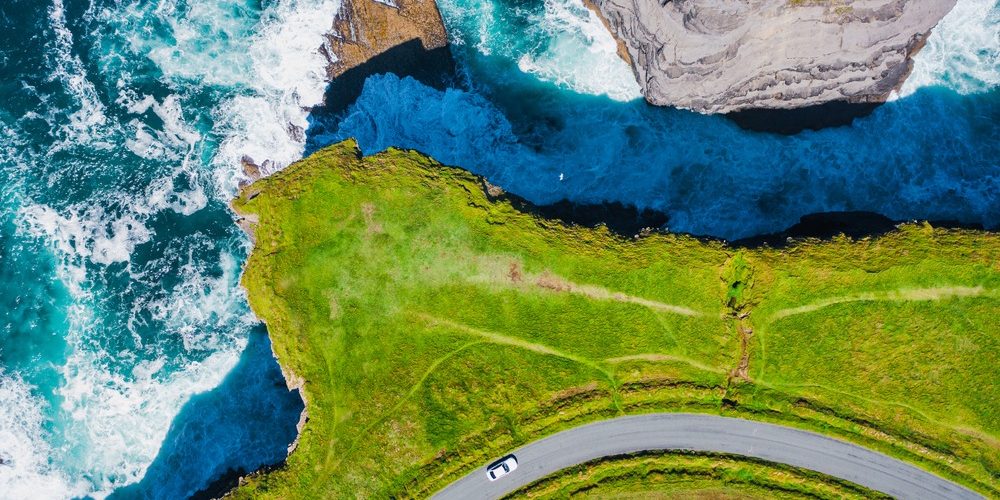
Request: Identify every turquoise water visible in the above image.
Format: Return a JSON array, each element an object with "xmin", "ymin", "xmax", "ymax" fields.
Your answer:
[
  {"xmin": 0, "ymin": 0, "xmax": 324, "ymax": 496},
  {"xmin": 0, "ymin": 0, "xmax": 997, "ymax": 497}
]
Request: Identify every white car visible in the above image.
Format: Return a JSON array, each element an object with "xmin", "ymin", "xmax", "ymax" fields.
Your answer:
[{"xmin": 486, "ymin": 455, "xmax": 518, "ymax": 481}]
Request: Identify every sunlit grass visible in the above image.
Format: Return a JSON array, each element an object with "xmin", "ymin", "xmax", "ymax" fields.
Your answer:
[
  {"xmin": 511, "ymin": 452, "xmax": 885, "ymax": 499},
  {"xmin": 230, "ymin": 140, "xmax": 999, "ymax": 498}
]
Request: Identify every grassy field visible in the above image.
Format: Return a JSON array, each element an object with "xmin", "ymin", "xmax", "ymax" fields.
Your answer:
[
  {"xmin": 509, "ymin": 452, "xmax": 885, "ymax": 499},
  {"xmin": 230, "ymin": 140, "xmax": 999, "ymax": 498}
]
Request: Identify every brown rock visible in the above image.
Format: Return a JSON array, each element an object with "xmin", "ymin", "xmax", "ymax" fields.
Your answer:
[{"xmin": 326, "ymin": 0, "xmax": 448, "ymax": 80}]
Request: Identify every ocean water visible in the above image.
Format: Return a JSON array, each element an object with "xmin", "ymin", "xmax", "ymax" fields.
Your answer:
[
  {"xmin": 0, "ymin": 0, "xmax": 997, "ymax": 498},
  {"xmin": 310, "ymin": 0, "xmax": 1000, "ymax": 239},
  {"xmin": 0, "ymin": 0, "xmax": 323, "ymax": 497}
]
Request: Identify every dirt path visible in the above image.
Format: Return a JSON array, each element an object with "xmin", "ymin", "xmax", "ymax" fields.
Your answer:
[
  {"xmin": 767, "ymin": 286, "xmax": 992, "ymax": 322},
  {"xmin": 411, "ymin": 312, "xmax": 612, "ymax": 377},
  {"xmin": 603, "ymin": 353, "xmax": 724, "ymax": 374},
  {"xmin": 472, "ymin": 261, "xmax": 704, "ymax": 317}
]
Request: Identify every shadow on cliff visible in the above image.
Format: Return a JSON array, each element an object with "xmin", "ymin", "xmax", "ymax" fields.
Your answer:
[
  {"xmin": 729, "ymin": 211, "xmax": 986, "ymax": 248},
  {"xmin": 109, "ymin": 327, "xmax": 303, "ymax": 500}
]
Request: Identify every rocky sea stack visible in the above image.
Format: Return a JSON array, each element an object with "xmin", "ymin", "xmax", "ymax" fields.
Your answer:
[
  {"xmin": 587, "ymin": 0, "xmax": 957, "ymax": 113},
  {"xmin": 325, "ymin": 0, "xmax": 447, "ymax": 79}
]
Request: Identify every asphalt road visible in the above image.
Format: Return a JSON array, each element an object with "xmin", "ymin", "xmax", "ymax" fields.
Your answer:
[{"xmin": 432, "ymin": 413, "xmax": 982, "ymax": 500}]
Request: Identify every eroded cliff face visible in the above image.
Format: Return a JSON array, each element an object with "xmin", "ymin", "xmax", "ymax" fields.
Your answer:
[{"xmin": 587, "ymin": 0, "xmax": 956, "ymax": 113}]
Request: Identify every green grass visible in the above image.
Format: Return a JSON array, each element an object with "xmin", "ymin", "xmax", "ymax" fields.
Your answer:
[
  {"xmin": 508, "ymin": 451, "xmax": 886, "ymax": 499},
  {"xmin": 230, "ymin": 140, "xmax": 1000, "ymax": 498}
]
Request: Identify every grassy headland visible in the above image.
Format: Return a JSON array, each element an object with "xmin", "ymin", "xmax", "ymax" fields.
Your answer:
[{"xmin": 230, "ymin": 140, "xmax": 999, "ymax": 498}]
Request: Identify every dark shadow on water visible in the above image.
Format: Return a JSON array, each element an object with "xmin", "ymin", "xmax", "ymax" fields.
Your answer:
[
  {"xmin": 301, "ymin": 30, "xmax": 1000, "ymax": 242},
  {"xmin": 725, "ymin": 100, "xmax": 881, "ymax": 134},
  {"xmin": 487, "ymin": 184, "xmax": 988, "ymax": 245},
  {"xmin": 109, "ymin": 327, "xmax": 303, "ymax": 500},
  {"xmin": 488, "ymin": 185, "xmax": 670, "ymax": 237},
  {"xmin": 730, "ymin": 211, "xmax": 986, "ymax": 248}
]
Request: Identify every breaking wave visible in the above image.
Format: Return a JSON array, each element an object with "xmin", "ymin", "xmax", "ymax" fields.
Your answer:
[
  {"xmin": 899, "ymin": 0, "xmax": 1000, "ymax": 97},
  {"xmin": 0, "ymin": 0, "xmax": 323, "ymax": 496}
]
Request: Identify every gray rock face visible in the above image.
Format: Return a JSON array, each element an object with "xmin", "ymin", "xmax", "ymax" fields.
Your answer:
[{"xmin": 587, "ymin": 0, "xmax": 956, "ymax": 113}]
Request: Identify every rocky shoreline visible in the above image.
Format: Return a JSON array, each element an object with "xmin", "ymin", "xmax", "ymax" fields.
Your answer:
[
  {"xmin": 324, "ymin": 0, "xmax": 447, "ymax": 80},
  {"xmin": 314, "ymin": 0, "xmax": 958, "ymax": 116},
  {"xmin": 219, "ymin": 1, "xmax": 981, "ymax": 496}
]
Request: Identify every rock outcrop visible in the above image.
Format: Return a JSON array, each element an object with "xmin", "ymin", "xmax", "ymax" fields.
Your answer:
[
  {"xmin": 325, "ymin": 0, "xmax": 448, "ymax": 80},
  {"xmin": 312, "ymin": 0, "xmax": 455, "ymax": 116},
  {"xmin": 586, "ymin": 0, "xmax": 956, "ymax": 113}
]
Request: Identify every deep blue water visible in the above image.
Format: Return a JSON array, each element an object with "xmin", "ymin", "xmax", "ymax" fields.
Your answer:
[
  {"xmin": 309, "ymin": 0, "xmax": 1000, "ymax": 239},
  {"xmin": 0, "ymin": 0, "xmax": 997, "ymax": 497}
]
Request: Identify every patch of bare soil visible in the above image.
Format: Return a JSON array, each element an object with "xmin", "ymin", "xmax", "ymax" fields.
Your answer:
[
  {"xmin": 508, "ymin": 261, "xmax": 523, "ymax": 283},
  {"xmin": 361, "ymin": 202, "xmax": 383, "ymax": 235},
  {"xmin": 733, "ymin": 315, "xmax": 753, "ymax": 381},
  {"xmin": 536, "ymin": 271, "xmax": 572, "ymax": 292}
]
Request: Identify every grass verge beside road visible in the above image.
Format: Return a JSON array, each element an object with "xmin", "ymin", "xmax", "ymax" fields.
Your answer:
[{"xmin": 508, "ymin": 451, "xmax": 885, "ymax": 499}]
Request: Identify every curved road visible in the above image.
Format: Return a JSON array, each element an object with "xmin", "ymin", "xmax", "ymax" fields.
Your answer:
[{"xmin": 432, "ymin": 414, "xmax": 982, "ymax": 500}]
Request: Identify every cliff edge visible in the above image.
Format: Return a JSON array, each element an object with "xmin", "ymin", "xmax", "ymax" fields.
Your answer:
[{"xmin": 587, "ymin": 0, "xmax": 956, "ymax": 113}]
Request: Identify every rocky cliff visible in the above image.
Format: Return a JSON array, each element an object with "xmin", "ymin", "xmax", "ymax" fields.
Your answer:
[
  {"xmin": 312, "ymin": 0, "xmax": 455, "ymax": 116},
  {"xmin": 325, "ymin": 0, "xmax": 448, "ymax": 80},
  {"xmin": 587, "ymin": 0, "xmax": 956, "ymax": 113}
]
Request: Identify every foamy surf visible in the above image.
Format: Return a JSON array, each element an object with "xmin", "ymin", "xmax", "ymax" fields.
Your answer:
[
  {"xmin": 515, "ymin": 0, "xmax": 641, "ymax": 101},
  {"xmin": 329, "ymin": 0, "xmax": 1000, "ymax": 239},
  {"xmin": 1, "ymin": 0, "xmax": 997, "ymax": 498},
  {"xmin": 0, "ymin": 373, "xmax": 88, "ymax": 499},
  {"xmin": 0, "ymin": 0, "xmax": 332, "ymax": 496},
  {"xmin": 439, "ymin": 0, "xmax": 641, "ymax": 101},
  {"xmin": 214, "ymin": 0, "xmax": 341, "ymax": 193},
  {"xmin": 898, "ymin": 0, "xmax": 1000, "ymax": 97},
  {"xmin": 16, "ymin": 192, "xmax": 255, "ymax": 496}
]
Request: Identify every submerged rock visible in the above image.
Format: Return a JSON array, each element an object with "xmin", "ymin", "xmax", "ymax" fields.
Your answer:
[{"xmin": 586, "ymin": 0, "xmax": 956, "ymax": 113}]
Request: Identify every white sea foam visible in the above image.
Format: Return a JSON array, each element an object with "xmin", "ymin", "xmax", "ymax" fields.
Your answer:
[
  {"xmin": 516, "ymin": 0, "xmax": 641, "ymax": 101},
  {"xmin": 107, "ymin": 0, "xmax": 339, "ymax": 191},
  {"xmin": 127, "ymin": 0, "xmax": 257, "ymax": 88},
  {"xmin": 119, "ymin": 93, "xmax": 202, "ymax": 162},
  {"xmin": 144, "ymin": 174, "xmax": 209, "ymax": 216},
  {"xmin": 47, "ymin": 0, "xmax": 110, "ymax": 150},
  {"xmin": 213, "ymin": 0, "xmax": 340, "ymax": 192},
  {"xmin": 55, "ymin": 348, "xmax": 241, "ymax": 497},
  {"xmin": 898, "ymin": 0, "xmax": 1000, "ymax": 96},
  {"xmin": 0, "ymin": 374, "xmax": 88, "ymax": 499},
  {"xmin": 20, "ymin": 204, "xmax": 153, "ymax": 271},
  {"xmin": 5, "ymin": 0, "xmax": 340, "ymax": 496},
  {"xmin": 15, "ymin": 196, "xmax": 249, "ymax": 496},
  {"xmin": 146, "ymin": 251, "xmax": 255, "ymax": 352}
]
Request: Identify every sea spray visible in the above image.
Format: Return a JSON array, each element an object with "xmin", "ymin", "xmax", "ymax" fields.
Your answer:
[
  {"xmin": 899, "ymin": 0, "xmax": 1000, "ymax": 97},
  {"xmin": 0, "ymin": 0, "xmax": 330, "ymax": 496}
]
